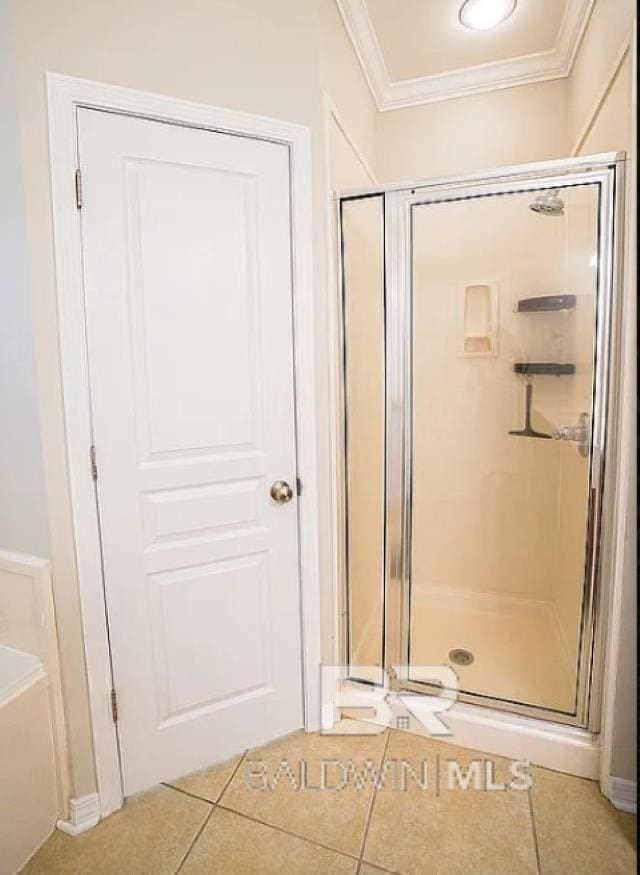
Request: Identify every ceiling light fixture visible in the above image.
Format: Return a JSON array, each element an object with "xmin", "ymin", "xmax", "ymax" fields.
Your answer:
[{"xmin": 459, "ymin": 0, "xmax": 517, "ymax": 31}]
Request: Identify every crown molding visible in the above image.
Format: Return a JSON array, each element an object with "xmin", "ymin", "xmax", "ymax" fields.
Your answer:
[{"xmin": 336, "ymin": 0, "xmax": 596, "ymax": 111}]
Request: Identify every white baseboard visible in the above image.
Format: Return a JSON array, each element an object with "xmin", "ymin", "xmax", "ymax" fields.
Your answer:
[
  {"xmin": 609, "ymin": 777, "xmax": 637, "ymax": 814},
  {"xmin": 57, "ymin": 794, "xmax": 101, "ymax": 836}
]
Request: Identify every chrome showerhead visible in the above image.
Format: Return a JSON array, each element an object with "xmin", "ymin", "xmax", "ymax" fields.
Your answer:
[{"xmin": 529, "ymin": 190, "xmax": 565, "ymax": 216}]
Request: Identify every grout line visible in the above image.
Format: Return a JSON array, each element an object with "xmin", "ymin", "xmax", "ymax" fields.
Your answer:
[
  {"xmin": 217, "ymin": 750, "xmax": 249, "ymax": 801},
  {"xmin": 359, "ymin": 864, "xmax": 404, "ymax": 875},
  {"xmin": 163, "ymin": 751, "xmax": 248, "ymax": 806},
  {"xmin": 173, "ymin": 804, "xmax": 214, "ymax": 874},
  {"xmin": 527, "ymin": 785, "xmax": 543, "ymax": 875},
  {"xmin": 162, "ymin": 783, "xmax": 217, "ymax": 805},
  {"xmin": 171, "ymin": 733, "xmax": 397, "ymax": 872},
  {"xmin": 356, "ymin": 729, "xmax": 392, "ymax": 872},
  {"xmin": 215, "ymin": 802, "xmax": 361, "ymax": 863},
  {"xmin": 171, "ymin": 752, "xmax": 248, "ymax": 874}
]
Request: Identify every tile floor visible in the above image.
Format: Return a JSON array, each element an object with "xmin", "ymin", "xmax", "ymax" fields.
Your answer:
[{"xmin": 22, "ymin": 728, "xmax": 636, "ymax": 874}]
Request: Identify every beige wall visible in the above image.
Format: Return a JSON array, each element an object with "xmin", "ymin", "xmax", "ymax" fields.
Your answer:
[
  {"xmin": 568, "ymin": 3, "xmax": 636, "ymax": 784},
  {"xmin": 10, "ymin": 0, "xmax": 377, "ymax": 800},
  {"xmin": 567, "ymin": 0, "xmax": 635, "ymax": 150},
  {"xmin": 328, "ymin": 112, "xmax": 376, "ymax": 191},
  {"xmin": 0, "ymin": 0, "xmax": 50, "ymax": 557},
  {"xmin": 319, "ymin": 2, "xmax": 378, "ymax": 177},
  {"xmin": 377, "ymin": 78, "xmax": 568, "ymax": 183}
]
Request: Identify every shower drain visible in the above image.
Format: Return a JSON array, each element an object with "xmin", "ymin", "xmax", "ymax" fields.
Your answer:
[{"xmin": 449, "ymin": 648, "xmax": 474, "ymax": 667}]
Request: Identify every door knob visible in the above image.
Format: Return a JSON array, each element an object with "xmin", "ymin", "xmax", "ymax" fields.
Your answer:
[{"xmin": 270, "ymin": 480, "xmax": 294, "ymax": 504}]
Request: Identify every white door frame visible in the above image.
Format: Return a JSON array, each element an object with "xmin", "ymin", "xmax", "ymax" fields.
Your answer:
[{"xmin": 47, "ymin": 73, "xmax": 322, "ymax": 818}]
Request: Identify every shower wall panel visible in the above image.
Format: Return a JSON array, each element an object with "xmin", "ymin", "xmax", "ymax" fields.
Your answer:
[{"xmin": 411, "ymin": 193, "xmax": 565, "ymax": 603}]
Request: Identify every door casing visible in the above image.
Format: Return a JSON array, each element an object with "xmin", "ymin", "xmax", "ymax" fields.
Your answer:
[{"xmin": 47, "ymin": 73, "xmax": 321, "ymax": 818}]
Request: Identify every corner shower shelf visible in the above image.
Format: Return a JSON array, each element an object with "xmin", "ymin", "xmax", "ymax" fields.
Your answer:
[
  {"xmin": 515, "ymin": 294, "xmax": 576, "ymax": 312},
  {"xmin": 514, "ymin": 362, "xmax": 575, "ymax": 377}
]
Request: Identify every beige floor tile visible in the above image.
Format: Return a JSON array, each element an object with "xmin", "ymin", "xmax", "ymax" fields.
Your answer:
[
  {"xmin": 165, "ymin": 752, "xmax": 243, "ymax": 802},
  {"xmin": 20, "ymin": 785, "xmax": 210, "ymax": 875},
  {"xmin": 220, "ymin": 729, "xmax": 388, "ymax": 857},
  {"xmin": 181, "ymin": 806, "xmax": 357, "ymax": 874},
  {"xmin": 359, "ymin": 864, "xmax": 396, "ymax": 874},
  {"xmin": 363, "ymin": 730, "xmax": 538, "ymax": 875},
  {"xmin": 531, "ymin": 766, "xmax": 637, "ymax": 875},
  {"xmin": 324, "ymin": 718, "xmax": 388, "ymax": 736}
]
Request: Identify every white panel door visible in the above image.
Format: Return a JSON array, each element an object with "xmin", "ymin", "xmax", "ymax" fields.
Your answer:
[{"xmin": 77, "ymin": 108, "xmax": 303, "ymax": 795}]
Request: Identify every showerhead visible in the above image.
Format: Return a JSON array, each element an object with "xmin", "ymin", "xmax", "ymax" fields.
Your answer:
[{"xmin": 529, "ymin": 190, "xmax": 565, "ymax": 217}]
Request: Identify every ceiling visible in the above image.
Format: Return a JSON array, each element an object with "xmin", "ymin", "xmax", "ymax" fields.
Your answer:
[{"xmin": 336, "ymin": 0, "xmax": 596, "ymax": 110}]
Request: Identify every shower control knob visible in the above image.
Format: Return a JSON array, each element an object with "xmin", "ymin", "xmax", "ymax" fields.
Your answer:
[
  {"xmin": 552, "ymin": 424, "xmax": 587, "ymax": 441},
  {"xmin": 552, "ymin": 413, "xmax": 590, "ymax": 457},
  {"xmin": 270, "ymin": 480, "xmax": 294, "ymax": 504}
]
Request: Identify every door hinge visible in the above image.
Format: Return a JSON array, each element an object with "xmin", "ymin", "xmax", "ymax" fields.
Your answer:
[
  {"xmin": 296, "ymin": 476, "xmax": 303, "ymax": 497},
  {"xmin": 75, "ymin": 168, "xmax": 83, "ymax": 209},
  {"xmin": 89, "ymin": 445, "xmax": 98, "ymax": 481},
  {"xmin": 110, "ymin": 688, "xmax": 118, "ymax": 722}
]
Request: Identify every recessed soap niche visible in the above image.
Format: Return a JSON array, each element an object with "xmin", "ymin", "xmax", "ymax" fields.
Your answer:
[{"xmin": 458, "ymin": 281, "xmax": 498, "ymax": 357}]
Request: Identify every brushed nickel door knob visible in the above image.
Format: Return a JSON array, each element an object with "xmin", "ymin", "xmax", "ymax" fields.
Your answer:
[{"xmin": 270, "ymin": 480, "xmax": 294, "ymax": 504}]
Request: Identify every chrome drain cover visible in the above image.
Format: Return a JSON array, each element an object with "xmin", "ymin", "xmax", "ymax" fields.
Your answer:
[{"xmin": 449, "ymin": 648, "xmax": 474, "ymax": 666}]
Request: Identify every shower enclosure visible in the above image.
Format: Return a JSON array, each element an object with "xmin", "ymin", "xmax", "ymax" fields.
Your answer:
[{"xmin": 338, "ymin": 153, "xmax": 624, "ymax": 729}]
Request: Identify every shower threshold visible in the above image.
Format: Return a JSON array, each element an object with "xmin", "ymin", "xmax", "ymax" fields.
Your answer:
[{"xmin": 337, "ymin": 583, "xmax": 598, "ymax": 777}]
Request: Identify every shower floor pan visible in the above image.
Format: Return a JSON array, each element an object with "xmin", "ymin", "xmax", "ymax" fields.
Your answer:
[{"xmin": 408, "ymin": 586, "xmax": 576, "ymax": 714}]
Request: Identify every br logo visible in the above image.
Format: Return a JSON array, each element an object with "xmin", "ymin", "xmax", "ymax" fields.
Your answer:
[{"xmin": 320, "ymin": 665, "xmax": 460, "ymax": 736}]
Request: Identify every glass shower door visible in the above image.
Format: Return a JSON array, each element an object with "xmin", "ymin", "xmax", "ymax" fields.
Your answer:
[
  {"xmin": 338, "ymin": 155, "xmax": 620, "ymax": 728},
  {"xmin": 406, "ymin": 181, "xmax": 604, "ymax": 717}
]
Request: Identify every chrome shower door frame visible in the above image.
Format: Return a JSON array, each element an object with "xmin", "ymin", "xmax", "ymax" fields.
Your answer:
[{"xmin": 382, "ymin": 154, "xmax": 626, "ymax": 729}]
